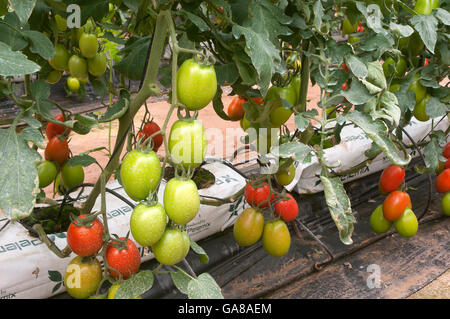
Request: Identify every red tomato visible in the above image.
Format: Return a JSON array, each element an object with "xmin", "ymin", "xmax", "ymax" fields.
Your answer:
[
  {"xmin": 342, "ymin": 63, "xmax": 350, "ymax": 72},
  {"xmin": 445, "ymin": 158, "xmax": 450, "ymax": 170},
  {"xmin": 443, "ymin": 142, "xmax": 450, "ymax": 159},
  {"xmin": 44, "ymin": 136, "xmax": 70, "ymax": 166},
  {"xmin": 356, "ymin": 24, "xmax": 364, "ymax": 32},
  {"xmin": 227, "ymin": 96, "xmax": 246, "ymax": 121},
  {"xmin": 67, "ymin": 214, "xmax": 104, "ymax": 257},
  {"xmin": 379, "ymin": 165, "xmax": 405, "ymax": 194},
  {"xmin": 342, "ymin": 82, "xmax": 348, "ymax": 90},
  {"xmin": 244, "ymin": 182, "xmax": 272, "ymax": 208},
  {"xmin": 273, "ymin": 193, "xmax": 298, "ymax": 222},
  {"xmin": 435, "ymin": 169, "xmax": 450, "ymax": 194},
  {"xmin": 105, "ymin": 237, "xmax": 140, "ymax": 279},
  {"xmin": 424, "ymin": 58, "xmax": 430, "ymax": 66},
  {"xmin": 138, "ymin": 121, "xmax": 163, "ymax": 152},
  {"xmin": 46, "ymin": 114, "xmax": 71, "ymax": 140},
  {"xmin": 382, "ymin": 190, "xmax": 412, "ymax": 222},
  {"xmin": 251, "ymin": 97, "xmax": 264, "ymax": 105}
]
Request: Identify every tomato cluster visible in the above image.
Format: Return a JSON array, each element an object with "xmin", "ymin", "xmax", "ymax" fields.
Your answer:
[
  {"xmin": 233, "ymin": 180, "xmax": 299, "ymax": 257},
  {"xmin": 38, "ymin": 113, "xmax": 85, "ymax": 195},
  {"xmin": 47, "ymin": 18, "xmax": 107, "ymax": 95},
  {"xmin": 370, "ymin": 165, "xmax": 419, "ymax": 238}
]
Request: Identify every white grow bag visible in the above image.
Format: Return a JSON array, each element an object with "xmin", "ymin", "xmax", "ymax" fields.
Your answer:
[
  {"xmin": 285, "ymin": 118, "xmax": 449, "ymax": 194},
  {"xmin": 0, "ymin": 160, "xmax": 246, "ymax": 299}
]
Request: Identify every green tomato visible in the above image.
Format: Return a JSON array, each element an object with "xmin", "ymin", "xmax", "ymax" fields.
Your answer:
[
  {"xmin": 393, "ymin": 208, "xmax": 418, "ymax": 238},
  {"xmin": 383, "ymin": 57, "xmax": 406, "ymax": 78},
  {"xmin": 413, "ymin": 94, "xmax": 431, "ymax": 122},
  {"xmin": 240, "ymin": 115, "xmax": 251, "ymax": 131},
  {"xmin": 79, "ymin": 33, "xmax": 99, "ymax": 59},
  {"xmin": 120, "ymin": 149, "xmax": 161, "ymax": 201},
  {"xmin": 67, "ymin": 76, "xmax": 80, "ymax": 93},
  {"xmin": 68, "ymin": 55, "xmax": 88, "ymax": 79},
  {"xmin": 130, "ymin": 202, "xmax": 167, "ymax": 247},
  {"xmin": 61, "ymin": 163, "xmax": 85, "ymax": 191},
  {"xmin": 342, "ymin": 17, "xmax": 359, "ymax": 35},
  {"xmin": 176, "ymin": 58, "xmax": 217, "ymax": 111},
  {"xmin": 55, "ymin": 14, "xmax": 67, "ymax": 32},
  {"xmin": 431, "ymin": 0, "xmax": 440, "ymax": 9},
  {"xmin": 414, "ymin": 0, "xmax": 434, "ymax": 15},
  {"xmin": 37, "ymin": 160, "xmax": 58, "ymax": 188},
  {"xmin": 409, "ymin": 73, "xmax": 427, "ymax": 104},
  {"xmin": 168, "ymin": 119, "xmax": 207, "ymax": 170},
  {"xmin": 46, "ymin": 70, "xmax": 62, "ymax": 84},
  {"xmin": 289, "ymin": 75, "xmax": 302, "ymax": 105},
  {"xmin": 389, "ymin": 83, "xmax": 401, "ymax": 93},
  {"xmin": 266, "ymin": 86, "xmax": 296, "ymax": 127},
  {"xmin": 233, "ymin": 208, "xmax": 265, "ymax": 247},
  {"xmin": 370, "ymin": 205, "xmax": 393, "ymax": 234},
  {"xmin": 262, "ymin": 220, "xmax": 291, "ymax": 257},
  {"xmin": 49, "ymin": 44, "xmax": 69, "ymax": 71},
  {"xmin": 152, "ymin": 228, "xmax": 190, "ymax": 266},
  {"xmin": 163, "ymin": 177, "xmax": 200, "ymax": 225},
  {"xmin": 64, "ymin": 256, "xmax": 102, "ymax": 299},
  {"xmin": 87, "ymin": 52, "xmax": 107, "ymax": 77},
  {"xmin": 275, "ymin": 161, "xmax": 295, "ymax": 186},
  {"xmin": 441, "ymin": 192, "xmax": 450, "ymax": 216},
  {"xmin": 348, "ymin": 36, "xmax": 360, "ymax": 44},
  {"xmin": 107, "ymin": 283, "xmax": 142, "ymax": 299}
]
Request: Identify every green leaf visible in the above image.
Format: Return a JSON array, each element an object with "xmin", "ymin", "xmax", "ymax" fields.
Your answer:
[
  {"xmin": 187, "ymin": 273, "xmax": 224, "ymax": 299},
  {"xmin": 123, "ymin": 0, "xmax": 139, "ymax": 12},
  {"xmin": 313, "ymin": 0, "xmax": 324, "ymax": 32},
  {"xmin": 356, "ymin": 2, "xmax": 384, "ymax": 33},
  {"xmin": 345, "ymin": 55, "xmax": 368, "ymax": 80},
  {"xmin": 364, "ymin": 61, "xmax": 386, "ymax": 91},
  {"xmin": 80, "ymin": 1, "xmax": 109, "ymax": 25},
  {"xmin": 30, "ymin": 79, "xmax": 50, "ymax": 101},
  {"xmin": 344, "ymin": 111, "xmax": 411, "ymax": 166},
  {"xmin": 72, "ymin": 113, "xmax": 98, "ymax": 135},
  {"xmin": 389, "ymin": 22, "xmax": 414, "ymax": 38},
  {"xmin": 434, "ymin": 8, "xmax": 450, "ymax": 26},
  {"xmin": 320, "ymin": 176, "xmax": 355, "ymax": 245},
  {"xmin": 22, "ymin": 30, "xmax": 55, "ymax": 60},
  {"xmin": 0, "ymin": 42, "xmax": 40, "ymax": 76},
  {"xmin": 114, "ymin": 36, "xmax": 151, "ymax": 80},
  {"xmin": 343, "ymin": 78, "xmax": 372, "ymax": 105},
  {"xmin": 88, "ymin": 74, "xmax": 108, "ymax": 100},
  {"xmin": 0, "ymin": 15, "xmax": 28, "ymax": 51},
  {"xmin": 189, "ymin": 239, "xmax": 209, "ymax": 264},
  {"xmin": 67, "ymin": 154, "xmax": 97, "ymax": 167},
  {"xmin": 115, "ymin": 270, "xmax": 154, "ymax": 299},
  {"xmin": 20, "ymin": 127, "xmax": 44, "ymax": 148},
  {"xmin": 416, "ymin": 136, "xmax": 443, "ymax": 174},
  {"xmin": 171, "ymin": 267, "xmax": 193, "ymax": 296},
  {"xmin": 179, "ymin": 10, "xmax": 209, "ymax": 32},
  {"xmin": 0, "ymin": 126, "xmax": 40, "ymax": 221},
  {"xmin": 360, "ymin": 33, "xmax": 393, "ymax": 59},
  {"xmin": 98, "ymin": 90, "xmax": 130, "ymax": 123},
  {"xmin": 271, "ymin": 141, "xmax": 314, "ymax": 164},
  {"xmin": 410, "ymin": 14, "xmax": 438, "ymax": 54},
  {"xmin": 214, "ymin": 63, "xmax": 239, "ymax": 86},
  {"xmin": 10, "ymin": 0, "xmax": 36, "ymax": 25},
  {"xmin": 212, "ymin": 86, "xmax": 231, "ymax": 121},
  {"xmin": 378, "ymin": 90, "xmax": 401, "ymax": 126},
  {"xmin": 425, "ymin": 97, "xmax": 449, "ymax": 118}
]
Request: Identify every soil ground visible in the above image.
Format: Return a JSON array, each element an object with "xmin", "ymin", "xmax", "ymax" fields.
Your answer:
[{"xmin": 42, "ymin": 82, "xmax": 448, "ymax": 299}]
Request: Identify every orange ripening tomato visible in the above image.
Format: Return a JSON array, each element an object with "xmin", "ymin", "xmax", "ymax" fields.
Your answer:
[
  {"xmin": 379, "ymin": 165, "xmax": 405, "ymax": 194},
  {"xmin": 435, "ymin": 169, "xmax": 450, "ymax": 193},
  {"xmin": 227, "ymin": 96, "xmax": 246, "ymax": 121},
  {"xmin": 383, "ymin": 190, "xmax": 412, "ymax": 222},
  {"xmin": 251, "ymin": 97, "xmax": 264, "ymax": 105}
]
